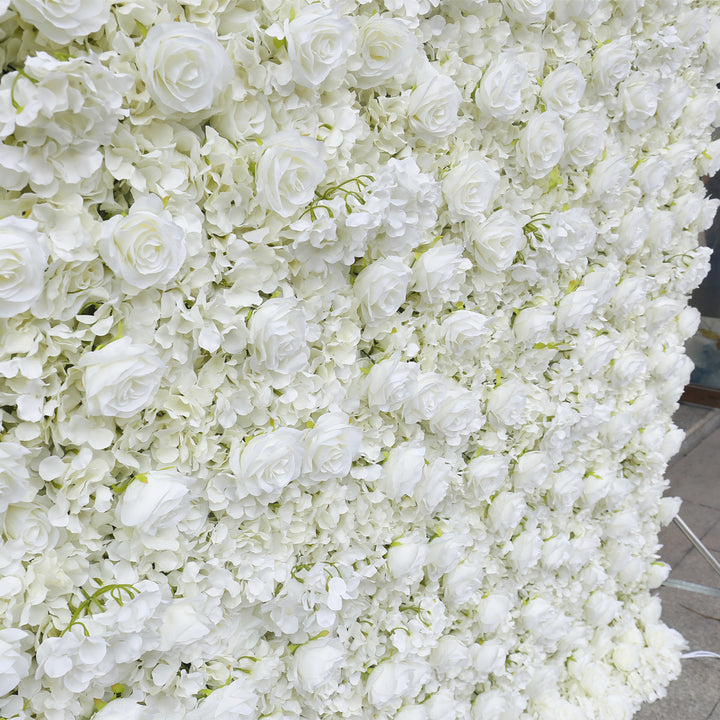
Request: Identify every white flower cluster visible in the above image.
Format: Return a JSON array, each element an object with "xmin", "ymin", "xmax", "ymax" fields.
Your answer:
[{"xmin": 0, "ymin": 1, "xmax": 718, "ymax": 719}]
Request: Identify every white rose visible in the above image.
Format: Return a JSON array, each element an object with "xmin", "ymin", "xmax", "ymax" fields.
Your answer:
[
  {"xmin": 443, "ymin": 152, "xmax": 500, "ymax": 220},
  {"xmin": 285, "ymin": 6, "xmax": 353, "ymax": 88},
  {"xmin": 303, "ymin": 412, "xmax": 363, "ymax": 481},
  {"xmin": 414, "ymin": 457, "xmax": 454, "ymax": 513},
  {"xmin": 411, "ymin": 244, "xmax": 471, "ymax": 304},
  {"xmin": 80, "ymin": 337, "xmax": 164, "ymax": 418},
  {"xmin": 352, "ymin": 16, "xmax": 416, "ymax": 89},
  {"xmin": 0, "ymin": 442, "xmax": 32, "ymax": 513},
  {"xmin": 501, "ymin": 0, "xmax": 553, "ymax": 24},
  {"xmin": 540, "ymin": 64, "xmax": 586, "ymax": 118},
  {"xmin": 427, "ymin": 531, "xmax": 471, "ymax": 575},
  {"xmin": 159, "ymin": 599, "xmax": 210, "ymax": 650},
  {"xmin": 513, "ymin": 305, "xmax": 555, "ymax": 344},
  {"xmin": 619, "ymin": 72, "xmax": 660, "ymax": 130},
  {"xmin": 475, "ymin": 53, "xmax": 526, "ymax": 121},
  {"xmin": 294, "ymin": 638, "xmax": 345, "ymax": 693},
  {"xmin": 562, "ymin": 111, "xmax": 607, "ymax": 167},
  {"xmin": 354, "ymin": 256, "xmax": 412, "ymax": 325},
  {"xmin": 386, "ymin": 533, "xmax": 428, "ymax": 579},
  {"xmin": 403, "ymin": 372, "xmax": 450, "ymax": 423},
  {"xmin": 486, "ymin": 491, "xmax": 526, "ymax": 535},
  {"xmin": 116, "ymin": 469, "xmax": 191, "ymax": 530},
  {"xmin": 99, "ymin": 196, "xmax": 186, "ymax": 291},
  {"xmin": 0, "ymin": 216, "xmax": 47, "ymax": 318},
  {"xmin": 476, "ymin": 593, "xmax": 512, "ymax": 633},
  {"xmin": 230, "ymin": 428, "xmax": 304, "ymax": 497},
  {"xmin": 430, "ymin": 636, "xmax": 470, "ymax": 677},
  {"xmin": 13, "ymin": 0, "xmax": 111, "ymax": 44},
  {"xmin": 380, "ymin": 444, "xmax": 425, "ymax": 499},
  {"xmin": 547, "ymin": 207, "xmax": 597, "ymax": 263},
  {"xmin": 518, "ymin": 111, "xmax": 564, "ymax": 179},
  {"xmin": 465, "ymin": 455, "xmax": 509, "ymax": 501},
  {"xmin": 441, "ymin": 310, "xmax": 490, "ymax": 356},
  {"xmin": 592, "ymin": 37, "xmax": 634, "ymax": 96},
  {"xmin": 429, "ymin": 388, "xmax": 482, "ymax": 445},
  {"xmin": 188, "ymin": 678, "xmax": 257, "ymax": 720},
  {"xmin": 556, "ymin": 287, "xmax": 599, "ymax": 331},
  {"xmin": 137, "ymin": 22, "xmax": 233, "ymax": 116},
  {"xmin": 486, "ymin": 379, "xmax": 527, "ymax": 427},
  {"xmin": 589, "ymin": 153, "xmax": 631, "ymax": 199},
  {"xmin": 366, "ymin": 357, "xmax": 419, "ymax": 413},
  {"xmin": 408, "ymin": 72, "xmax": 462, "ymax": 141},
  {"xmin": 0, "ymin": 628, "xmax": 30, "ymax": 696},
  {"xmin": 366, "ymin": 660, "xmax": 428, "ymax": 709},
  {"xmin": 256, "ymin": 131, "xmax": 327, "ymax": 218},
  {"xmin": 3, "ymin": 502, "xmax": 59, "ymax": 553},
  {"xmin": 248, "ymin": 297, "xmax": 309, "ymax": 385},
  {"xmin": 471, "ymin": 209, "xmax": 525, "ymax": 272},
  {"xmin": 634, "ymin": 156, "xmax": 670, "ymax": 197}
]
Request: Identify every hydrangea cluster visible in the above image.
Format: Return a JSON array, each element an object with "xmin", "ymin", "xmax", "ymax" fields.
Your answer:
[{"xmin": 0, "ymin": 1, "xmax": 719, "ymax": 719}]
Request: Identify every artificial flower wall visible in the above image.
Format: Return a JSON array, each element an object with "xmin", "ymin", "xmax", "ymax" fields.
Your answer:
[{"xmin": 0, "ymin": 0, "xmax": 719, "ymax": 719}]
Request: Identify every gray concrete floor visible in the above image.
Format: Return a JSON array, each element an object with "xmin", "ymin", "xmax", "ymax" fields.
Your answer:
[{"xmin": 635, "ymin": 403, "xmax": 720, "ymax": 720}]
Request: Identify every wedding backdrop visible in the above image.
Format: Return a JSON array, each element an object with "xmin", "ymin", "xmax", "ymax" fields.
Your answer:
[{"xmin": 0, "ymin": 1, "xmax": 719, "ymax": 719}]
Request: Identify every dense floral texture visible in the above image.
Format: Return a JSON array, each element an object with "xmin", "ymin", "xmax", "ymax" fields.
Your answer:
[{"xmin": 0, "ymin": 1, "xmax": 718, "ymax": 720}]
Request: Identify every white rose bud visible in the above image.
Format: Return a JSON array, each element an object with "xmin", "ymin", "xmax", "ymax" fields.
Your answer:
[
  {"xmin": 443, "ymin": 152, "xmax": 500, "ymax": 220},
  {"xmin": 471, "ymin": 209, "xmax": 525, "ymax": 272},
  {"xmin": 99, "ymin": 196, "xmax": 186, "ymax": 291},
  {"xmin": 475, "ymin": 53, "xmax": 526, "ymax": 121},
  {"xmin": 380, "ymin": 444, "xmax": 425, "ymax": 499},
  {"xmin": 619, "ymin": 72, "xmax": 660, "ymax": 130},
  {"xmin": 366, "ymin": 660, "xmax": 428, "ymax": 709},
  {"xmin": 80, "ymin": 337, "xmax": 164, "ymax": 419},
  {"xmin": 248, "ymin": 297, "xmax": 309, "ymax": 385},
  {"xmin": 563, "ymin": 111, "xmax": 607, "ymax": 167},
  {"xmin": 386, "ymin": 533, "xmax": 428, "ymax": 579},
  {"xmin": 411, "ymin": 244, "xmax": 471, "ymax": 304},
  {"xmin": 540, "ymin": 63, "xmax": 586, "ymax": 118},
  {"xmin": 286, "ymin": 6, "xmax": 353, "ymax": 88},
  {"xmin": 0, "ymin": 216, "xmax": 47, "ymax": 318},
  {"xmin": 303, "ymin": 412, "xmax": 363, "ymax": 482},
  {"xmin": 592, "ymin": 37, "xmax": 634, "ymax": 96},
  {"xmin": 408, "ymin": 72, "xmax": 462, "ymax": 141},
  {"xmin": 354, "ymin": 256, "xmax": 412, "ymax": 325},
  {"xmin": 256, "ymin": 131, "xmax": 327, "ymax": 218},
  {"xmin": 13, "ymin": 0, "xmax": 111, "ymax": 44},
  {"xmin": 513, "ymin": 305, "xmax": 555, "ymax": 344},
  {"xmin": 352, "ymin": 16, "xmax": 416, "ymax": 89},
  {"xmin": 138, "ymin": 22, "xmax": 233, "ymax": 116},
  {"xmin": 476, "ymin": 593, "xmax": 512, "ymax": 633},
  {"xmin": 518, "ymin": 111, "xmax": 564, "ymax": 179},
  {"xmin": 501, "ymin": 0, "xmax": 553, "ymax": 24},
  {"xmin": 465, "ymin": 454, "xmax": 509, "ymax": 501},
  {"xmin": 366, "ymin": 357, "xmax": 419, "ymax": 413},
  {"xmin": 430, "ymin": 636, "xmax": 470, "ymax": 677},
  {"xmin": 487, "ymin": 379, "xmax": 527, "ymax": 427},
  {"xmin": 231, "ymin": 427, "xmax": 304, "ymax": 498},
  {"xmin": 0, "ymin": 628, "xmax": 31, "ymax": 696},
  {"xmin": 294, "ymin": 638, "xmax": 345, "ymax": 693},
  {"xmin": 117, "ymin": 469, "xmax": 191, "ymax": 530}
]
